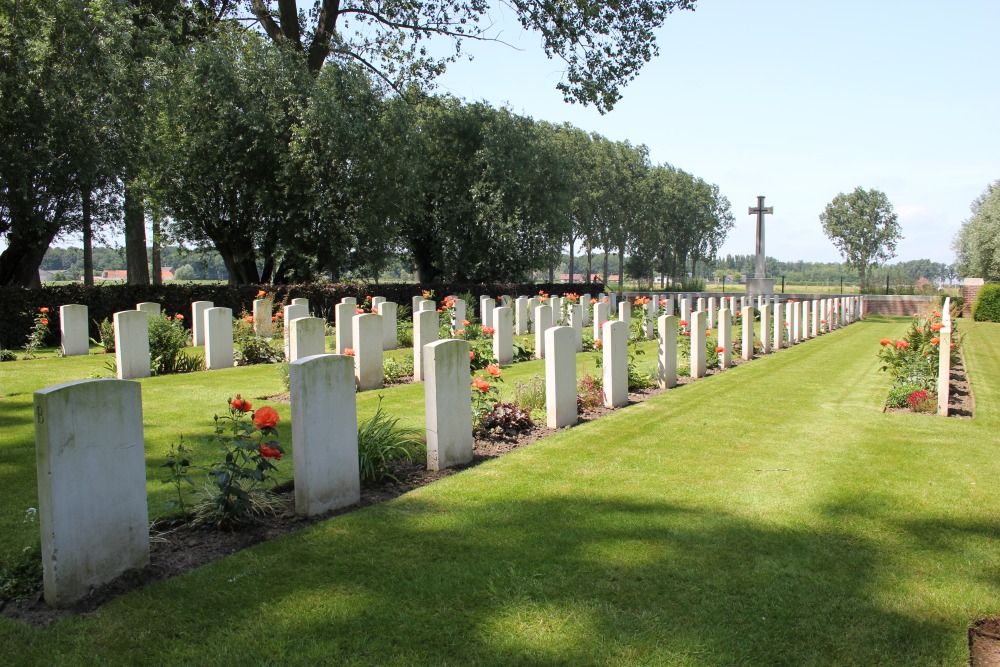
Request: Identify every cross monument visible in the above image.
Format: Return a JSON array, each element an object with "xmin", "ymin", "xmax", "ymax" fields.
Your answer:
[{"xmin": 746, "ymin": 195, "xmax": 775, "ymax": 295}]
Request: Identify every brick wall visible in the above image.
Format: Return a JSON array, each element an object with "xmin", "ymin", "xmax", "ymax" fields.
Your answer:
[
  {"xmin": 962, "ymin": 284, "xmax": 983, "ymax": 317},
  {"xmin": 861, "ymin": 295, "xmax": 939, "ymax": 316}
]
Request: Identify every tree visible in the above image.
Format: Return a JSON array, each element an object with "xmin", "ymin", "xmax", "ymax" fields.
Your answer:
[
  {"xmin": 953, "ymin": 181, "xmax": 1000, "ymax": 281},
  {"xmin": 244, "ymin": 0, "xmax": 697, "ymax": 112},
  {"xmin": 819, "ymin": 187, "xmax": 902, "ymax": 290}
]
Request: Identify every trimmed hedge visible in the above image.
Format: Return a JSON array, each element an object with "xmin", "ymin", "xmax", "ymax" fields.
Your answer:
[
  {"xmin": 0, "ymin": 281, "xmax": 606, "ymax": 349},
  {"xmin": 972, "ymin": 283, "xmax": 1000, "ymax": 322}
]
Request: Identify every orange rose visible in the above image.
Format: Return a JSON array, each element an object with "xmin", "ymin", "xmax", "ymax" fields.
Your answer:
[
  {"xmin": 231, "ymin": 395, "xmax": 253, "ymax": 412},
  {"xmin": 715, "ymin": 346, "xmax": 725, "ymax": 353},
  {"xmin": 930, "ymin": 337, "xmax": 940, "ymax": 346},
  {"xmin": 462, "ymin": 319, "xmax": 470, "ymax": 327},
  {"xmin": 257, "ymin": 290, "xmax": 266, "ymax": 297},
  {"xmin": 679, "ymin": 320, "xmax": 688, "ymax": 326},
  {"xmin": 879, "ymin": 338, "xmax": 892, "ymax": 346},
  {"xmin": 456, "ymin": 329, "xmax": 465, "ymax": 336},
  {"xmin": 594, "ymin": 339, "xmax": 603, "ymax": 349},
  {"xmin": 356, "ymin": 307, "xmax": 364, "ymax": 315},
  {"xmin": 895, "ymin": 340, "xmax": 909, "ymax": 350},
  {"xmin": 176, "ymin": 314, "xmax": 184, "ymax": 320},
  {"xmin": 343, "ymin": 348, "xmax": 355, "ymax": 356},
  {"xmin": 253, "ymin": 406, "xmax": 280, "ymax": 430},
  {"xmin": 472, "ymin": 378, "xmax": 490, "ymax": 393},
  {"xmin": 40, "ymin": 318, "xmax": 49, "ymax": 326},
  {"xmin": 930, "ymin": 322, "xmax": 944, "ymax": 332},
  {"xmin": 469, "ymin": 350, "xmax": 476, "ymax": 359},
  {"xmin": 483, "ymin": 326, "xmax": 495, "ymax": 335},
  {"xmin": 485, "ymin": 364, "xmax": 501, "ymax": 377},
  {"xmin": 40, "ymin": 307, "xmax": 49, "ymax": 313}
]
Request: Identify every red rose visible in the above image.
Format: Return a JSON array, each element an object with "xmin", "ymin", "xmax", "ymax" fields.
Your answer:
[
  {"xmin": 715, "ymin": 346, "xmax": 725, "ymax": 353},
  {"xmin": 231, "ymin": 395, "xmax": 253, "ymax": 412},
  {"xmin": 259, "ymin": 444, "xmax": 282, "ymax": 460},
  {"xmin": 253, "ymin": 406, "xmax": 280, "ymax": 430}
]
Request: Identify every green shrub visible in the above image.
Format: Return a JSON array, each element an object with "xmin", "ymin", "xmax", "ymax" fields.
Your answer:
[
  {"xmin": 91, "ymin": 317, "xmax": 115, "ymax": 353},
  {"xmin": 887, "ymin": 382, "xmax": 929, "ymax": 408},
  {"xmin": 383, "ymin": 356, "xmax": 413, "ymax": 384},
  {"xmin": 0, "ymin": 348, "xmax": 16, "ymax": 362},
  {"xmin": 972, "ymin": 284, "xmax": 1000, "ymax": 322},
  {"xmin": 148, "ymin": 315, "xmax": 193, "ymax": 374},
  {"xmin": 358, "ymin": 399, "xmax": 424, "ymax": 483},
  {"xmin": 233, "ymin": 317, "xmax": 282, "ymax": 365},
  {"xmin": 514, "ymin": 375, "xmax": 546, "ymax": 414},
  {"xmin": 576, "ymin": 373, "xmax": 604, "ymax": 411}
]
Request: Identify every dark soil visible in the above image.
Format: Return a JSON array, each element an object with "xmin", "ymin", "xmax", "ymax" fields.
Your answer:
[{"xmin": 969, "ymin": 616, "xmax": 1000, "ymax": 666}]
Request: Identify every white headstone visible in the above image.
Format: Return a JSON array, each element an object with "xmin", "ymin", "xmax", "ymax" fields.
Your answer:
[
  {"xmin": 569, "ymin": 303, "xmax": 584, "ymax": 352},
  {"xmin": 289, "ymin": 317, "xmax": 326, "ymax": 362},
  {"xmin": 534, "ymin": 304, "xmax": 553, "ymax": 359},
  {"xmin": 136, "ymin": 302, "xmax": 160, "ymax": 318},
  {"xmin": 657, "ymin": 314, "xmax": 678, "ymax": 389},
  {"xmin": 707, "ymin": 297, "xmax": 717, "ymax": 329},
  {"xmin": 283, "ymin": 303, "xmax": 309, "ymax": 361},
  {"xmin": 290, "ymin": 354, "xmax": 360, "ymax": 517},
  {"xmin": 811, "ymin": 300, "xmax": 819, "ymax": 337},
  {"xmin": 341, "ymin": 297, "xmax": 357, "ymax": 305},
  {"xmin": 690, "ymin": 310, "xmax": 707, "ymax": 379},
  {"xmin": 515, "ymin": 297, "xmax": 530, "ymax": 335},
  {"xmin": 773, "ymin": 302, "xmax": 784, "ymax": 350},
  {"xmin": 602, "ymin": 320, "xmax": 628, "ymax": 408},
  {"xmin": 291, "ymin": 297, "xmax": 309, "ymax": 308},
  {"xmin": 545, "ymin": 326, "xmax": 578, "ymax": 428},
  {"xmin": 335, "ymin": 302, "xmax": 356, "ymax": 354},
  {"xmin": 424, "ymin": 339, "xmax": 473, "ymax": 471},
  {"xmin": 204, "ymin": 307, "xmax": 234, "ymax": 370},
  {"xmin": 377, "ymin": 301, "xmax": 398, "ymax": 350},
  {"xmin": 526, "ymin": 297, "xmax": 540, "ymax": 333},
  {"xmin": 493, "ymin": 306, "xmax": 513, "ymax": 365},
  {"xmin": 34, "ymin": 379, "xmax": 149, "ymax": 607},
  {"xmin": 253, "ymin": 298, "xmax": 273, "ymax": 337},
  {"xmin": 593, "ymin": 301, "xmax": 609, "ymax": 341},
  {"xmin": 451, "ymin": 298, "xmax": 467, "ymax": 335},
  {"xmin": 680, "ymin": 298, "xmax": 691, "ymax": 326},
  {"xmin": 413, "ymin": 310, "xmax": 439, "ymax": 382},
  {"xmin": 580, "ymin": 295, "xmax": 591, "ymax": 325},
  {"xmin": 113, "ymin": 310, "xmax": 150, "ymax": 379},
  {"xmin": 352, "ymin": 313, "xmax": 383, "ymax": 391},
  {"xmin": 371, "ymin": 296, "xmax": 386, "ymax": 310},
  {"xmin": 192, "ymin": 301, "xmax": 213, "ymax": 347},
  {"xmin": 760, "ymin": 304, "xmax": 771, "ymax": 354},
  {"xmin": 411, "ymin": 295, "xmax": 424, "ymax": 313},
  {"xmin": 418, "ymin": 300, "xmax": 435, "ymax": 312},
  {"xmin": 618, "ymin": 301, "xmax": 631, "ymax": 330},
  {"xmin": 59, "ymin": 304, "xmax": 89, "ymax": 357},
  {"xmin": 549, "ymin": 296, "xmax": 562, "ymax": 324},
  {"xmin": 480, "ymin": 297, "xmax": 496, "ymax": 329},
  {"xmin": 741, "ymin": 307, "xmax": 755, "ymax": 361},
  {"xmin": 718, "ymin": 308, "xmax": 732, "ymax": 369}
]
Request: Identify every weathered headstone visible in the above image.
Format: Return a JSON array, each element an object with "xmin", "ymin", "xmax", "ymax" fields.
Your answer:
[
  {"xmin": 204, "ymin": 307, "xmax": 234, "ymax": 370},
  {"xmin": 341, "ymin": 297, "xmax": 357, "ymax": 305},
  {"xmin": 418, "ymin": 299, "xmax": 435, "ymax": 312},
  {"xmin": 290, "ymin": 354, "xmax": 360, "ymax": 517},
  {"xmin": 371, "ymin": 296, "xmax": 386, "ymax": 310},
  {"xmin": 569, "ymin": 303, "xmax": 584, "ymax": 352},
  {"xmin": 602, "ymin": 320, "xmax": 628, "ymax": 408},
  {"xmin": 545, "ymin": 326, "xmax": 578, "ymax": 428},
  {"xmin": 411, "ymin": 295, "xmax": 424, "ymax": 313},
  {"xmin": 353, "ymin": 313, "xmax": 383, "ymax": 391},
  {"xmin": 34, "ymin": 379, "xmax": 149, "ymax": 607},
  {"xmin": 113, "ymin": 310, "xmax": 150, "ymax": 380},
  {"xmin": 580, "ymin": 294, "xmax": 591, "ymax": 325},
  {"xmin": 526, "ymin": 297, "xmax": 540, "ymax": 333},
  {"xmin": 707, "ymin": 297, "xmax": 717, "ymax": 329},
  {"xmin": 657, "ymin": 314, "xmax": 678, "ymax": 389},
  {"xmin": 480, "ymin": 296, "xmax": 496, "ymax": 329},
  {"xmin": 413, "ymin": 309, "xmax": 439, "ymax": 382},
  {"xmin": 59, "ymin": 304, "xmax": 89, "ymax": 357},
  {"xmin": 253, "ymin": 298, "xmax": 273, "ymax": 337},
  {"xmin": 593, "ymin": 301, "xmax": 609, "ymax": 341},
  {"xmin": 291, "ymin": 297, "xmax": 309, "ymax": 308},
  {"xmin": 377, "ymin": 301, "xmax": 398, "ymax": 350},
  {"xmin": 760, "ymin": 303, "xmax": 771, "ymax": 354},
  {"xmin": 618, "ymin": 301, "xmax": 631, "ymax": 329},
  {"xmin": 451, "ymin": 298, "xmax": 467, "ymax": 334},
  {"xmin": 493, "ymin": 306, "xmax": 514, "ymax": 365},
  {"xmin": 289, "ymin": 317, "xmax": 326, "ymax": 362},
  {"xmin": 773, "ymin": 302, "xmax": 784, "ymax": 351},
  {"xmin": 192, "ymin": 301, "xmax": 213, "ymax": 347},
  {"xmin": 424, "ymin": 339, "xmax": 473, "ymax": 471},
  {"xmin": 680, "ymin": 298, "xmax": 691, "ymax": 326}
]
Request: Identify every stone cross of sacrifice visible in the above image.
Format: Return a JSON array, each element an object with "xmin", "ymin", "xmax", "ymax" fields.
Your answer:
[{"xmin": 749, "ymin": 195, "xmax": 774, "ymax": 279}]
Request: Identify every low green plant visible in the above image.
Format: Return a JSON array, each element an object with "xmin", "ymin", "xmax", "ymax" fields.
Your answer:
[
  {"xmin": 161, "ymin": 439, "xmax": 196, "ymax": 512},
  {"xmin": 91, "ymin": 317, "xmax": 115, "ymax": 353},
  {"xmin": 514, "ymin": 375, "xmax": 546, "ymax": 414},
  {"xmin": 886, "ymin": 382, "xmax": 929, "ymax": 408},
  {"xmin": 512, "ymin": 340, "xmax": 533, "ymax": 362},
  {"xmin": 0, "ymin": 508, "xmax": 42, "ymax": 603},
  {"xmin": 233, "ymin": 316, "xmax": 282, "ymax": 366},
  {"xmin": 383, "ymin": 356, "xmax": 414, "ymax": 384},
  {"xmin": 471, "ymin": 364, "xmax": 504, "ymax": 434},
  {"xmin": 358, "ymin": 398, "xmax": 424, "ymax": 483},
  {"xmin": 148, "ymin": 314, "xmax": 193, "ymax": 374},
  {"xmin": 277, "ymin": 362, "xmax": 291, "ymax": 391},
  {"xmin": 576, "ymin": 372, "xmax": 604, "ymax": 411},
  {"xmin": 22, "ymin": 307, "xmax": 51, "ymax": 359},
  {"xmin": 0, "ymin": 349, "xmax": 16, "ymax": 362},
  {"xmin": 469, "ymin": 340, "xmax": 496, "ymax": 371},
  {"xmin": 972, "ymin": 284, "xmax": 1000, "ymax": 322}
]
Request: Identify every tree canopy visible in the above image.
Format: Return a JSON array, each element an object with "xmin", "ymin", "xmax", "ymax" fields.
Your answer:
[
  {"xmin": 952, "ymin": 181, "xmax": 1000, "ymax": 282},
  {"xmin": 819, "ymin": 187, "xmax": 902, "ymax": 289}
]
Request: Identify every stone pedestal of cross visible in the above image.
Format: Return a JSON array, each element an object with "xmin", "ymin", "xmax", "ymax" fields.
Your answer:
[{"xmin": 746, "ymin": 195, "xmax": 775, "ymax": 296}]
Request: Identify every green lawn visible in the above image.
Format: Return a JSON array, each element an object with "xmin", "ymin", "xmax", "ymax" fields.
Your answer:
[{"xmin": 1, "ymin": 316, "xmax": 998, "ymax": 665}]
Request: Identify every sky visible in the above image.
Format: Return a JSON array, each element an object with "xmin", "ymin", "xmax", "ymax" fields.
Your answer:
[{"xmin": 427, "ymin": 0, "xmax": 1000, "ymax": 265}]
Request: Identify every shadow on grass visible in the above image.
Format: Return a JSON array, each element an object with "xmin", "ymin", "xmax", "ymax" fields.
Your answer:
[{"xmin": 63, "ymin": 494, "xmax": 964, "ymax": 665}]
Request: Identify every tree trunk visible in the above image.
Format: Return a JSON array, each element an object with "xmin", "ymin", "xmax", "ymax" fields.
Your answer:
[
  {"xmin": 568, "ymin": 237, "xmax": 576, "ymax": 284},
  {"xmin": 586, "ymin": 243, "xmax": 593, "ymax": 282},
  {"xmin": 617, "ymin": 243, "xmax": 625, "ymax": 291},
  {"xmin": 124, "ymin": 179, "xmax": 149, "ymax": 284},
  {"xmin": 82, "ymin": 189, "xmax": 94, "ymax": 286},
  {"xmin": 150, "ymin": 215, "xmax": 162, "ymax": 286},
  {"xmin": 548, "ymin": 262, "xmax": 554, "ymax": 284},
  {"xmin": 0, "ymin": 218, "xmax": 54, "ymax": 288},
  {"xmin": 602, "ymin": 248, "xmax": 609, "ymax": 285}
]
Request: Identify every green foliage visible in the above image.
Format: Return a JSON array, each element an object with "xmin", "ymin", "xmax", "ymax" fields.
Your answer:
[
  {"xmin": 819, "ymin": 187, "xmax": 902, "ymax": 289},
  {"xmin": 468, "ymin": 340, "xmax": 496, "ymax": 372},
  {"xmin": 576, "ymin": 372, "xmax": 604, "ymax": 411},
  {"xmin": 233, "ymin": 317, "xmax": 282, "ymax": 366},
  {"xmin": 0, "ymin": 349, "xmax": 16, "ymax": 362},
  {"xmin": 0, "ymin": 509, "xmax": 42, "ymax": 602},
  {"xmin": 160, "ymin": 440, "xmax": 196, "ymax": 513},
  {"xmin": 22, "ymin": 308, "xmax": 51, "ymax": 359},
  {"xmin": 972, "ymin": 284, "xmax": 1000, "ymax": 322},
  {"xmin": 514, "ymin": 375, "xmax": 546, "ymax": 415},
  {"xmin": 148, "ymin": 314, "xmax": 194, "ymax": 374},
  {"xmin": 357, "ymin": 399, "xmax": 423, "ymax": 484},
  {"xmin": 953, "ymin": 180, "xmax": 1000, "ymax": 282},
  {"xmin": 886, "ymin": 382, "xmax": 929, "ymax": 409},
  {"xmin": 512, "ymin": 340, "xmax": 534, "ymax": 362},
  {"xmin": 383, "ymin": 356, "xmax": 414, "ymax": 384},
  {"xmin": 91, "ymin": 317, "xmax": 115, "ymax": 353}
]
